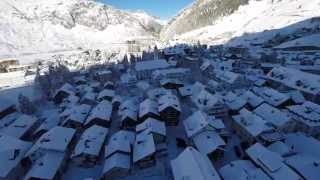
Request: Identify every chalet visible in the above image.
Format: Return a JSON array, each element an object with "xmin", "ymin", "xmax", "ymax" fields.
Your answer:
[
  {"xmin": 120, "ymin": 73, "xmax": 137, "ymax": 87},
  {"xmin": 53, "ymin": 83, "xmax": 75, "ymax": 104},
  {"xmin": 0, "ymin": 114, "xmax": 37, "ymax": 140},
  {"xmin": 136, "ymin": 118, "xmax": 166, "ymax": 144},
  {"xmin": 105, "ymin": 130, "xmax": 135, "ymax": 159},
  {"xmin": 24, "ymin": 126, "xmax": 76, "ymax": 163},
  {"xmin": 171, "ymin": 147, "xmax": 221, "ymax": 180},
  {"xmin": 246, "ymin": 143, "xmax": 302, "ymax": 180},
  {"xmin": 103, "ymin": 81, "xmax": 115, "ymax": 89},
  {"xmin": 254, "ymin": 103, "xmax": 295, "ymax": 132},
  {"xmin": 152, "ymin": 68, "xmax": 190, "ymax": 81},
  {"xmin": 59, "ymin": 94, "xmax": 79, "ymax": 110},
  {"xmin": 0, "ymin": 97, "xmax": 16, "ymax": 120},
  {"xmin": 72, "ymin": 125, "xmax": 108, "ymax": 167},
  {"xmin": 62, "ymin": 104, "xmax": 91, "ymax": 130},
  {"xmin": 85, "ymin": 100, "xmax": 112, "ymax": 128},
  {"xmin": 266, "ymin": 66, "xmax": 320, "ymax": 102},
  {"xmin": 74, "ymin": 76, "xmax": 87, "ymax": 85},
  {"xmin": 119, "ymin": 109, "xmax": 138, "ymax": 130},
  {"xmin": 135, "ymin": 59, "xmax": 171, "ymax": 80},
  {"xmin": 192, "ymin": 130, "xmax": 226, "ymax": 161},
  {"xmin": 192, "ymin": 89, "xmax": 227, "ymax": 118},
  {"xmin": 93, "ymin": 70, "xmax": 112, "ymax": 82},
  {"xmin": 200, "ymin": 60, "xmax": 215, "ymax": 77},
  {"xmin": 241, "ymin": 91, "xmax": 265, "ymax": 110},
  {"xmin": 219, "ymin": 160, "xmax": 270, "ymax": 180},
  {"xmin": 102, "ymin": 153, "xmax": 131, "ymax": 180},
  {"xmin": 139, "ymin": 99, "xmax": 160, "ymax": 122},
  {"xmin": 0, "ymin": 134, "xmax": 32, "ymax": 180},
  {"xmin": 232, "ymin": 109, "xmax": 274, "ymax": 145},
  {"xmin": 286, "ymin": 90, "xmax": 306, "ymax": 105},
  {"xmin": 158, "ymin": 94, "xmax": 181, "ymax": 126},
  {"xmin": 97, "ymin": 89, "xmax": 115, "ymax": 102},
  {"xmin": 80, "ymin": 91, "xmax": 97, "ymax": 106},
  {"xmin": 23, "ymin": 151, "xmax": 67, "ymax": 180},
  {"xmin": 222, "ymin": 92, "xmax": 247, "ymax": 114},
  {"xmin": 147, "ymin": 88, "xmax": 171, "ymax": 100},
  {"xmin": 214, "ymin": 70, "xmax": 248, "ymax": 90},
  {"xmin": 33, "ymin": 111, "xmax": 60, "ymax": 139},
  {"xmin": 252, "ymin": 87, "xmax": 293, "ymax": 108},
  {"xmin": 160, "ymin": 78, "xmax": 184, "ymax": 89},
  {"xmin": 183, "ymin": 111, "xmax": 216, "ymax": 139},
  {"xmin": 133, "ymin": 130, "xmax": 156, "ymax": 168},
  {"xmin": 287, "ymin": 101, "xmax": 320, "ymax": 136}
]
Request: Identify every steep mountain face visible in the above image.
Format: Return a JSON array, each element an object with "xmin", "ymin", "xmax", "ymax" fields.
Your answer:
[
  {"xmin": 160, "ymin": 0, "xmax": 249, "ymax": 40},
  {"xmin": 163, "ymin": 0, "xmax": 320, "ymax": 47},
  {"xmin": 0, "ymin": 0, "xmax": 162, "ymax": 57}
]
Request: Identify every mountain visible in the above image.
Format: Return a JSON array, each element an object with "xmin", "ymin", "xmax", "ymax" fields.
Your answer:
[
  {"xmin": 0, "ymin": 0, "xmax": 162, "ymax": 58},
  {"xmin": 161, "ymin": 0, "xmax": 320, "ymax": 48},
  {"xmin": 160, "ymin": 0, "xmax": 249, "ymax": 40}
]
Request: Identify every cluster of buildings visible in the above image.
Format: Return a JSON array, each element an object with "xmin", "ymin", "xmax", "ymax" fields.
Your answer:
[{"xmin": 1, "ymin": 43, "xmax": 320, "ymax": 180}]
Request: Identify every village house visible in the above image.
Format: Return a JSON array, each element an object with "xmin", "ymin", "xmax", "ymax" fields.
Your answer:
[
  {"xmin": 135, "ymin": 59, "xmax": 171, "ymax": 80},
  {"xmin": 80, "ymin": 90, "xmax": 97, "ymax": 106},
  {"xmin": 103, "ymin": 81, "xmax": 115, "ymax": 89},
  {"xmin": 53, "ymin": 83, "xmax": 76, "ymax": 104},
  {"xmin": 160, "ymin": 78, "xmax": 184, "ymax": 90},
  {"xmin": 0, "ymin": 97, "xmax": 16, "ymax": 119},
  {"xmin": 192, "ymin": 89, "xmax": 227, "ymax": 118},
  {"xmin": 200, "ymin": 59, "xmax": 215, "ymax": 78},
  {"xmin": 71, "ymin": 125, "xmax": 108, "ymax": 167},
  {"xmin": 222, "ymin": 92, "xmax": 247, "ymax": 115},
  {"xmin": 0, "ymin": 134, "xmax": 32, "ymax": 180},
  {"xmin": 241, "ymin": 91, "xmax": 265, "ymax": 110},
  {"xmin": 73, "ymin": 76, "xmax": 87, "ymax": 85},
  {"xmin": 266, "ymin": 66, "xmax": 320, "ymax": 103},
  {"xmin": 0, "ymin": 58, "xmax": 19, "ymax": 73},
  {"xmin": 23, "ymin": 151, "xmax": 67, "ymax": 180},
  {"xmin": 85, "ymin": 100, "xmax": 112, "ymax": 128},
  {"xmin": 24, "ymin": 126, "xmax": 76, "ymax": 164},
  {"xmin": 214, "ymin": 70, "xmax": 248, "ymax": 90},
  {"xmin": 119, "ymin": 109, "xmax": 138, "ymax": 130},
  {"xmin": 170, "ymin": 147, "xmax": 221, "ymax": 180},
  {"xmin": 158, "ymin": 94, "xmax": 181, "ymax": 126},
  {"xmin": 93, "ymin": 70, "xmax": 112, "ymax": 82},
  {"xmin": 253, "ymin": 103, "xmax": 295, "ymax": 132},
  {"xmin": 104, "ymin": 130, "xmax": 135, "ymax": 159},
  {"xmin": 136, "ymin": 118, "xmax": 166, "ymax": 144},
  {"xmin": 152, "ymin": 68, "xmax": 190, "ymax": 81},
  {"xmin": 120, "ymin": 73, "xmax": 137, "ymax": 88},
  {"xmin": 62, "ymin": 104, "xmax": 92, "ymax": 130},
  {"xmin": 252, "ymin": 87, "xmax": 293, "ymax": 108},
  {"xmin": 102, "ymin": 153, "xmax": 131, "ymax": 180},
  {"xmin": 287, "ymin": 101, "xmax": 320, "ymax": 137},
  {"xmin": 97, "ymin": 89, "xmax": 115, "ymax": 102},
  {"xmin": 246, "ymin": 143, "xmax": 302, "ymax": 180},
  {"xmin": 133, "ymin": 130, "xmax": 156, "ymax": 168},
  {"xmin": 232, "ymin": 109, "xmax": 274, "ymax": 145},
  {"xmin": 33, "ymin": 111, "xmax": 60, "ymax": 139},
  {"xmin": 219, "ymin": 160, "xmax": 270, "ymax": 180},
  {"xmin": 0, "ymin": 114, "xmax": 37, "ymax": 140},
  {"xmin": 147, "ymin": 87, "xmax": 171, "ymax": 100},
  {"xmin": 139, "ymin": 99, "xmax": 160, "ymax": 122}
]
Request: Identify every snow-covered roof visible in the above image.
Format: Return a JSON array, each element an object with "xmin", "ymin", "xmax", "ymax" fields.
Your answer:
[
  {"xmin": 103, "ymin": 153, "xmax": 130, "ymax": 176},
  {"xmin": 152, "ymin": 68, "xmax": 190, "ymax": 79},
  {"xmin": 246, "ymin": 143, "xmax": 301, "ymax": 180},
  {"xmin": 287, "ymin": 101, "xmax": 320, "ymax": 127},
  {"xmin": 171, "ymin": 147, "xmax": 221, "ymax": 180},
  {"xmin": 97, "ymin": 89, "xmax": 115, "ymax": 101},
  {"xmin": 160, "ymin": 78, "xmax": 184, "ymax": 86},
  {"xmin": 24, "ymin": 151, "xmax": 65, "ymax": 180},
  {"xmin": 253, "ymin": 87, "xmax": 290, "ymax": 107},
  {"xmin": 232, "ymin": 109, "xmax": 273, "ymax": 137},
  {"xmin": 72, "ymin": 125, "xmax": 108, "ymax": 157},
  {"xmin": 105, "ymin": 130, "xmax": 135, "ymax": 158},
  {"xmin": 284, "ymin": 133, "xmax": 320, "ymax": 158},
  {"xmin": 54, "ymin": 83, "xmax": 75, "ymax": 97},
  {"xmin": 192, "ymin": 89, "xmax": 221, "ymax": 112},
  {"xmin": 133, "ymin": 130, "xmax": 156, "ymax": 163},
  {"xmin": 63, "ymin": 104, "xmax": 91, "ymax": 125},
  {"xmin": 158, "ymin": 94, "xmax": 181, "ymax": 112},
  {"xmin": 81, "ymin": 91, "xmax": 97, "ymax": 102},
  {"xmin": 192, "ymin": 130, "xmax": 225, "ymax": 155},
  {"xmin": 219, "ymin": 160, "xmax": 270, "ymax": 180},
  {"xmin": 215, "ymin": 70, "xmax": 241, "ymax": 84},
  {"xmin": 241, "ymin": 91, "xmax": 264, "ymax": 108},
  {"xmin": 267, "ymin": 66, "xmax": 320, "ymax": 95},
  {"xmin": 139, "ymin": 99, "xmax": 159, "ymax": 118},
  {"xmin": 147, "ymin": 87, "xmax": 171, "ymax": 99},
  {"xmin": 254, "ymin": 103, "xmax": 291, "ymax": 128},
  {"xmin": 136, "ymin": 118, "xmax": 166, "ymax": 136},
  {"xmin": 183, "ymin": 111, "xmax": 216, "ymax": 138},
  {"xmin": 34, "ymin": 111, "xmax": 60, "ymax": 134},
  {"xmin": 223, "ymin": 92, "xmax": 246, "ymax": 111},
  {"xmin": 119, "ymin": 99, "xmax": 138, "ymax": 112},
  {"xmin": 0, "ymin": 134, "xmax": 32, "ymax": 179},
  {"xmin": 267, "ymin": 141, "xmax": 294, "ymax": 157},
  {"xmin": 274, "ymin": 34, "xmax": 320, "ymax": 50},
  {"xmin": 0, "ymin": 114, "xmax": 37, "ymax": 139},
  {"xmin": 119, "ymin": 108, "xmax": 138, "ymax": 122},
  {"xmin": 286, "ymin": 90, "xmax": 306, "ymax": 104},
  {"xmin": 26, "ymin": 126, "xmax": 76, "ymax": 158},
  {"xmin": 178, "ymin": 85, "xmax": 193, "ymax": 97},
  {"xmin": 135, "ymin": 59, "xmax": 170, "ymax": 71},
  {"xmin": 285, "ymin": 154, "xmax": 320, "ymax": 180},
  {"xmin": 86, "ymin": 100, "xmax": 112, "ymax": 125}
]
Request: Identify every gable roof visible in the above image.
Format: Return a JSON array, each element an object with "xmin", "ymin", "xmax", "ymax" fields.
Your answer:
[
  {"xmin": 136, "ymin": 118, "xmax": 166, "ymax": 136},
  {"xmin": 158, "ymin": 94, "xmax": 181, "ymax": 112},
  {"xmin": 133, "ymin": 130, "xmax": 156, "ymax": 163},
  {"xmin": 252, "ymin": 87, "xmax": 290, "ymax": 107},
  {"xmin": 139, "ymin": 99, "xmax": 159, "ymax": 118},
  {"xmin": 0, "ymin": 114, "xmax": 37, "ymax": 139},
  {"xmin": 183, "ymin": 111, "xmax": 216, "ymax": 138},
  {"xmin": 192, "ymin": 130, "xmax": 226, "ymax": 155},
  {"xmin": 254, "ymin": 103, "xmax": 291, "ymax": 128},
  {"xmin": 135, "ymin": 59, "xmax": 170, "ymax": 71},
  {"xmin": 105, "ymin": 130, "xmax": 135, "ymax": 158},
  {"xmin": 86, "ymin": 100, "xmax": 112, "ymax": 125},
  {"xmin": 171, "ymin": 147, "xmax": 221, "ymax": 180}
]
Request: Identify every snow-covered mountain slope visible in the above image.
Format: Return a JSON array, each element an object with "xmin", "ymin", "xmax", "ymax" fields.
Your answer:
[
  {"xmin": 160, "ymin": 0, "xmax": 248, "ymax": 40},
  {"xmin": 166, "ymin": 0, "xmax": 320, "ymax": 47},
  {"xmin": 0, "ymin": 0, "xmax": 162, "ymax": 58}
]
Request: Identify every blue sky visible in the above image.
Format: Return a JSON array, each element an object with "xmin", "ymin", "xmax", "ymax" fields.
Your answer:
[{"xmin": 99, "ymin": 0, "xmax": 194, "ymax": 20}]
